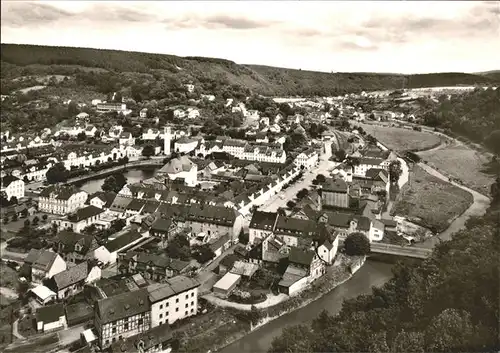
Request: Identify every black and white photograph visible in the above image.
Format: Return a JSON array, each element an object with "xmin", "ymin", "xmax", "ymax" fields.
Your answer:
[{"xmin": 0, "ymin": 1, "xmax": 499, "ymax": 352}]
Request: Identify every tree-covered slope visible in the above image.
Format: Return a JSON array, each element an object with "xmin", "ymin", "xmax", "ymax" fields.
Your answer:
[
  {"xmin": 1, "ymin": 44, "xmax": 499, "ymax": 96},
  {"xmin": 269, "ymin": 195, "xmax": 500, "ymax": 352}
]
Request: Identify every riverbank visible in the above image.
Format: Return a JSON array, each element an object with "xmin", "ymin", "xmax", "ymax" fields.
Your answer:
[{"xmin": 178, "ymin": 255, "xmax": 365, "ymax": 353}]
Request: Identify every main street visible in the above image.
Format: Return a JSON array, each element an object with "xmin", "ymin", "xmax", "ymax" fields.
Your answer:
[{"xmin": 259, "ymin": 141, "xmax": 337, "ymax": 212}]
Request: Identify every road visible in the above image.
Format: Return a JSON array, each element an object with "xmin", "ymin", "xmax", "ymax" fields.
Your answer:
[
  {"xmin": 259, "ymin": 142, "xmax": 337, "ymax": 212},
  {"xmin": 0, "ymin": 241, "xmax": 27, "ymax": 262}
]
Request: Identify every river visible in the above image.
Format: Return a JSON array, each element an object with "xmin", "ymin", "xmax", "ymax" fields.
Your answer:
[
  {"xmin": 76, "ymin": 168, "xmax": 157, "ymax": 194},
  {"xmin": 220, "ymin": 260, "xmax": 395, "ymax": 353}
]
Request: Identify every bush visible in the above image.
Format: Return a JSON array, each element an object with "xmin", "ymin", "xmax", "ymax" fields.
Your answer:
[{"xmin": 344, "ymin": 232, "xmax": 371, "ymax": 256}]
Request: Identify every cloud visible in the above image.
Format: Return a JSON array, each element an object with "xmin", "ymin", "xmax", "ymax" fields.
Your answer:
[
  {"xmin": 1, "ymin": 2, "xmax": 158, "ymax": 28},
  {"xmin": 165, "ymin": 14, "xmax": 281, "ymax": 30},
  {"xmin": 1, "ymin": 2, "xmax": 75, "ymax": 27}
]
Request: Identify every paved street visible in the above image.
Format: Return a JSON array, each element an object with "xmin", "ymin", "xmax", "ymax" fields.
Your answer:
[{"xmin": 260, "ymin": 142, "xmax": 337, "ymax": 212}]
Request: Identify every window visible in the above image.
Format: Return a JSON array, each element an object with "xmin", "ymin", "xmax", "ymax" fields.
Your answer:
[
  {"xmin": 191, "ymin": 301, "xmax": 194, "ymax": 306},
  {"xmin": 106, "ymin": 340, "xmax": 109, "ymax": 345},
  {"xmin": 138, "ymin": 319, "xmax": 143, "ymax": 325},
  {"xmin": 159, "ymin": 321, "xmax": 163, "ymax": 325},
  {"xmin": 175, "ymin": 308, "xmax": 179, "ymax": 312},
  {"xmin": 176, "ymin": 298, "xmax": 179, "ymax": 303},
  {"xmin": 112, "ymin": 328, "xmax": 116, "ymax": 334},
  {"xmin": 166, "ymin": 302, "xmax": 169, "ymax": 307},
  {"xmin": 160, "ymin": 314, "xmax": 163, "ymax": 318},
  {"xmin": 124, "ymin": 323, "xmax": 129, "ymax": 330},
  {"xmin": 112, "ymin": 338, "xmax": 116, "ymax": 343},
  {"xmin": 185, "ymin": 303, "xmax": 188, "ymax": 308},
  {"xmin": 191, "ymin": 292, "xmax": 194, "ymax": 297},
  {"xmin": 185, "ymin": 294, "xmax": 188, "ymax": 300},
  {"xmin": 185, "ymin": 311, "xmax": 188, "ymax": 316},
  {"xmin": 160, "ymin": 304, "xmax": 163, "ymax": 309},
  {"xmin": 191, "ymin": 308, "xmax": 194, "ymax": 313}
]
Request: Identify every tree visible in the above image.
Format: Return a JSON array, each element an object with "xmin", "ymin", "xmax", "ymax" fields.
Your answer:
[
  {"xmin": 110, "ymin": 219, "xmax": 126, "ymax": 233},
  {"xmin": 20, "ymin": 208, "xmax": 28, "ymax": 218},
  {"xmin": 3, "ymin": 217, "xmax": 9, "ymax": 224},
  {"xmin": 484, "ymin": 130, "xmax": 500, "ymax": 155},
  {"xmin": 315, "ymin": 174, "xmax": 326, "ymax": 183},
  {"xmin": 166, "ymin": 234, "xmax": 191, "ymax": 261},
  {"xmin": 9, "ymin": 196, "xmax": 18, "ymax": 205},
  {"xmin": 77, "ymin": 131, "xmax": 86, "ymax": 141},
  {"xmin": 101, "ymin": 174, "xmax": 127, "ymax": 193},
  {"xmin": 23, "ymin": 219, "xmax": 30, "ymax": 228},
  {"xmin": 296, "ymin": 188, "xmax": 309, "ymax": 199},
  {"xmin": 425, "ymin": 309, "xmax": 475, "ymax": 351},
  {"xmin": 191, "ymin": 244, "xmax": 215, "ymax": 264},
  {"xmin": 269, "ymin": 325, "xmax": 314, "ymax": 353},
  {"xmin": 391, "ymin": 330, "xmax": 425, "ymax": 353},
  {"xmin": 142, "ymin": 144, "xmax": 155, "ymax": 158},
  {"xmin": 32, "ymin": 216, "xmax": 39, "ymax": 226},
  {"xmin": 42, "ymin": 214, "xmax": 48, "ymax": 222},
  {"xmin": 286, "ymin": 201, "xmax": 296, "ymax": 209},
  {"xmin": 344, "ymin": 232, "xmax": 370, "ymax": 256},
  {"xmin": 334, "ymin": 149, "xmax": 347, "ymax": 161},
  {"xmin": 388, "ymin": 160, "xmax": 403, "ymax": 184},
  {"xmin": 12, "ymin": 214, "xmax": 18, "ymax": 222},
  {"xmin": 46, "ymin": 163, "xmax": 70, "ymax": 184}
]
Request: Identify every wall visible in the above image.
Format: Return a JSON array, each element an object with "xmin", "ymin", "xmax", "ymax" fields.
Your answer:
[{"xmin": 151, "ymin": 287, "xmax": 198, "ymax": 327}]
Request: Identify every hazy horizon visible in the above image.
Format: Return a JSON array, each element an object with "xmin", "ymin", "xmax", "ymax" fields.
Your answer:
[{"xmin": 1, "ymin": 1, "xmax": 499, "ymax": 74}]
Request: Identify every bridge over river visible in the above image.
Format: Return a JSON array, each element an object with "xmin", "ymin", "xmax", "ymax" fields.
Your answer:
[{"xmin": 370, "ymin": 242, "xmax": 432, "ymax": 259}]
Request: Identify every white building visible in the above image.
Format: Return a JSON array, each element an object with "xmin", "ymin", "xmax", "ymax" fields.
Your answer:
[
  {"xmin": 1, "ymin": 175, "xmax": 25, "ymax": 200},
  {"xmin": 148, "ymin": 276, "xmax": 200, "ymax": 327},
  {"xmin": 53, "ymin": 205, "xmax": 105, "ymax": 233},
  {"xmin": 96, "ymin": 102, "xmax": 127, "ymax": 114},
  {"xmin": 317, "ymin": 234, "xmax": 340, "ymax": 265},
  {"xmin": 352, "ymin": 157, "xmax": 386, "ymax": 177},
  {"xmin": 174, "ymin": 137, "xmax": 200, "ymax": 154},
  {"xmin": 294, "ymin": 149, "xmax": 319, "ymax": 170},
  {"xmin": 142, "ymin": 128, "xmax": 160, "ymax": 141},
  {"xmin": 36, "ymin": 303, "xmax": 67, "ymax": 333},
  {"xmin": 119, "ymin": 133, "xmax": 135, "ymax": 146},
  {"xmin": 38, "ymin": 186, "xmax": 88, "ymax": 215},
  {"xmin": 157, "ymin": 155, "xmax": 197, "ymax": 187}
]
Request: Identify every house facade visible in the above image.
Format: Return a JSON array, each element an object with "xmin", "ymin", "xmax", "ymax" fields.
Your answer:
[
  {"xmin": 1, "ymin": 175, "xmax": 25, "ymax": 200},
  {"xmin": 39, "ymin": 186, "xmax": 88, "ymax": 215},
  {"xmin": 148, "ymin": 276, "xmax": 200, "ymax": 327}
]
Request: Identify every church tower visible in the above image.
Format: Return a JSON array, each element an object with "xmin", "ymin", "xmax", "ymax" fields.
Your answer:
[{"xmin": 164, "ymin": 126, "xmax": 171, "ymax": 156}]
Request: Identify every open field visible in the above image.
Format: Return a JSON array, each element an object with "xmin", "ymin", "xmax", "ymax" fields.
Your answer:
[
  {"xmin": 392, "ymin": 165, "xmax": 474, "ymax": 233},
  {"xmin": 417, "ymin": 141, "xmax": 495, "ymax": 195},
  {"xmin": 358, "ymin": 124, "xmax": 443, "ymax": 152}
]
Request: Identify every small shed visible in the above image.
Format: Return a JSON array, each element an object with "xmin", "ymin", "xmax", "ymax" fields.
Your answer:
[
  {"xmin": 30, "ymin": 285, "xmax": 57, "ymax": 306},
  {"xmin": 213, "ymin": 272, "xmax": 241, "ymax": 298},
  {"xmin": 230, "ymin": 261, "xmax": 258, "ymax": 279}
]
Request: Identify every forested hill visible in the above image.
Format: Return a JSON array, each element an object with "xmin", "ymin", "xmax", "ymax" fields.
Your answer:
[{"xmin": 1, "ymin": 43, "xmax": 499, "ymax": 96}]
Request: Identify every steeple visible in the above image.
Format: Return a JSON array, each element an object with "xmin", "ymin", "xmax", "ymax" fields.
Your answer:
[{"xmin": 164, "ymin": 126, "xmax": 171, "ymax": 156}]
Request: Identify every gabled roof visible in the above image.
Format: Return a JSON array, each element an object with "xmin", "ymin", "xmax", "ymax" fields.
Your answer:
[
  {"xmin": 104, "ymin": 230, "xmax": 143, "ymax": 253},
  {"xmin": 25, "ymin": 249, "xmax": 60, "ymax": 272},
  {"xmin": 158, "ymin": 155, "xmax": 195, "ymax": 174},
  {"xmin": 109, "ymin": 324, "xmax": 173, "ymax": 353},
  {"xmin": 288, "ymin": 247, "xmax": 315, "ymax": 267},
  {"xmin": 323, "ymin": 178, "xmax": 348, "ymax": 193},
  {"xmin": 36, "ymin": 303, "xmax": 64, "ymax": 323},
  {"xmin": 249, "ymin": 211, "xmax": 278, "ymax": 231},
  {"xmin": 56, "ymin": 231, "xmax": 96, "ymax": 254},
  {"xmin": 126, "ymin": 198, "xmax": 146, "ymax": 212},
  {"xmin": 40, "ymin": 185, "xmax": 85, "ymax": 200},
  {"xmin": 1, "ymin": 175, "xmax": 21, "ymax": 188},
  {"xmin": 150, "ymin": 217, "xmax": 172, "ymax": 232},
  {"xmin": 109, "ymin": 195, "xmax": 132, "ymax": 212},
  {"xmin": 89, "ymin": 191, "xmax": 116, "ymax": 208},
  {"xmin": 96, "ymin": 288, "xmax": 150, "ymax": 324},
  {"xmin": 325, "ymin": 211, "xmax": 353, "ymax": 228},
  {"xmin": 68, "ymin": 205, "xmax": 104, "ymax": 223},
  {"xmin": 147, "ymin": 276, "xmax": 200, "ymax": 303},
  {"xmin": 52, "ymin": 262, "xmax": 90, "ymax": 290}
]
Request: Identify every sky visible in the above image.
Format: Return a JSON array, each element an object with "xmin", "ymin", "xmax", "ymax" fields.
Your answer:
[{"xmin": 1, "ymin": 1, "xmax": 499, "ymax": 74}]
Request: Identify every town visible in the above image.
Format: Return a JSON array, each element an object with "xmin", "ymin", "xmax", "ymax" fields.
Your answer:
[{"xmin": 3, "ymin": 73, "xmax": 495, "ymax": 353}]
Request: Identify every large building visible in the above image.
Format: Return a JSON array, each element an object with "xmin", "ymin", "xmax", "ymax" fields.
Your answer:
[
  {"xmin": 39, "ymin": 186, "xmax": 88, "ymax": 215},
  {"xmin": 321, "ymin": 178, "xmax": 350, "ymax": 209},
  {"xmin": 95, "ymin": 288, "xmax": 151, "ymax": 349},
  {"xmin": 96, "ymin": 102, "xmax": 127, "ymax": 114},
  {"xmin": 147, "ymin": 276, "xmax": 200, "ymax": 327},
  {"xmin": 157, "ymin": 155, "xmax": 197, "ymax": 187},
  {"xmin": 1, "ymin": 175, "xmax": 25, "ymax": 200},
  {"xmin": 249, "ymin": 211, "xmax": 278, "ymax": 245}
]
